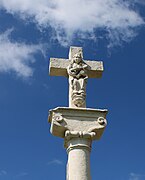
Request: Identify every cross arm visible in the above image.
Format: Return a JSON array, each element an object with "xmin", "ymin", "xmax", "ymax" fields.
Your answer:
[
  {"xmin": 49, "ymin": 58, "xmax": 104, "ymax": 78},
  {"xmin": 86, "ymin": 60, "xmax": 104, "ymax": 78},
  {"xmin": 49, "ymin": 58, "xmax": 69, "ymax": 77}
]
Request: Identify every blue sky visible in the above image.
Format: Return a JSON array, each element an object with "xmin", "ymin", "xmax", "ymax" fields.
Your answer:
[{"xmin": 0, "ymin": 0, "xmax": 145, "ymax": 180}]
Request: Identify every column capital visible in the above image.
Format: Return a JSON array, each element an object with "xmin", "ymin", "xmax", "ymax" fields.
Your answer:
[{"xmin": 48, "ymin": 107, "xmax": 108, "ymax": 142}]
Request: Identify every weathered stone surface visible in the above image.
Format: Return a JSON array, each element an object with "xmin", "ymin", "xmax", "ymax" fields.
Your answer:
[
  {"xmin": 49, "ymin": 58, "xmax": 103, "ymax": 78},
  {"xmin": 69, "ymin": 46, "xmax": 83, "ymax": 60}
]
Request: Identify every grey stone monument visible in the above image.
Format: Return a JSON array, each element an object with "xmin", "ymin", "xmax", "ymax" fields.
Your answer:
[{"xmin": 48, "ymin": 46, "xmax": 108, "ymax": 180}]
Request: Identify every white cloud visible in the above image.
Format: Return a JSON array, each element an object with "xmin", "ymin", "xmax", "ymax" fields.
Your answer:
[
  {"xmin": 0, "ymin": 0, "xmax": 144, "ymax": 47},
  {"xmin": 47, "ymin": 159, "xmax": 63, "ymax": 165},
  {"xmin": 0, "ymin": 29, "xmax": 42, "ymax": 78},
  {"xmin": 129, "ymin": 173, "xmax": 145, "ymax": 180},
  {"xmin": 0, "ymin": 170, "xmax": 7, "ymax": 176}
]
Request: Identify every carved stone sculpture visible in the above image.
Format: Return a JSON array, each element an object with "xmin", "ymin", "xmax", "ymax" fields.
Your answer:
[{"xmin": 67, "ymin": 51, "xmax": 89, "ymax": 107}]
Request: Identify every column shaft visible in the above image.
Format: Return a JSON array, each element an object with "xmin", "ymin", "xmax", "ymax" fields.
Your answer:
[{"xmin": 66, "ymin": 138, "xmax": 91, "ymax": 180}]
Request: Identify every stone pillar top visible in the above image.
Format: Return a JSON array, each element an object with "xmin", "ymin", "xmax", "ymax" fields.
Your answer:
[{"xmin": 49, "ymin": 46, "xmax": 104, "ymax": 108}]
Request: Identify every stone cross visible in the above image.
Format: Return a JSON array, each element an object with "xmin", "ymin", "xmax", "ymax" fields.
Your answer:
[
  {"xmin": 48, "ymin": 46, "xmax": 108, "ymax": 180},
  {"xmin": 49, "ymin": 46, "xmax": 103, "ymax": 108}
]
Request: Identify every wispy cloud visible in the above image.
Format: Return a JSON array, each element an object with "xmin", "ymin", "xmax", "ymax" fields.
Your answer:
[
  {"xmin": 13, "ymin": 172, "xmax": 29, "ymax": 179},
  {"xmin": 0, "ymin": 0, "xmax": 144, "ymax": 47},
  {"xmin": 0, "ymin": 29, "xmax": 42, "ymax": 78},
  {"xmin": 47, "ymin": 159, "xmax": 63, "ymax": 165},
  {"xmin": 15, "ymin": 172, "xmax": 28, "ymax": 178},
  {"xmin": 129, "ymin": 173, "xmax": 145, "ymax": 180},
  {"xmin": 0, "ymin": 170, "xmax": 7, "ymax": 176}
]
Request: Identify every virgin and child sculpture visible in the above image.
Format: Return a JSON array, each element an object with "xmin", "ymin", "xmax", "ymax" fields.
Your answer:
[{"xmin": 67, "ymin": 52, "xmax": 89, "ymax": 107}]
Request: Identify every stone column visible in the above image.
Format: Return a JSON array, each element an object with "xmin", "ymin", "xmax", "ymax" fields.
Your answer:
[
  {"xmin": 66, "ymin": 138, "xmax": 91, "ymax": 180},
  {"xmin": 49, "ymin": 107, "xmax": 107, "ymax": 180}
]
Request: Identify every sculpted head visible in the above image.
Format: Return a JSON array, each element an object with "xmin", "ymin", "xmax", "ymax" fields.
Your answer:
[
  {"xmin": 72, "ymin": 91, "xmax": 86, "ymax": 107},
  {"xmin": 72, "ymin": 52, "xmax": 83, "ymax": 64}
]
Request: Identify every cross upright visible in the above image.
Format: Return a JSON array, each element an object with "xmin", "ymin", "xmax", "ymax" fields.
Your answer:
[
  {"xmin": 48, "ymin": 46, "xmax": 108, "ymax": 180},
  {"xmin": 49, "ymin": 46, "xmax": 104, "ymax": 108}
]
